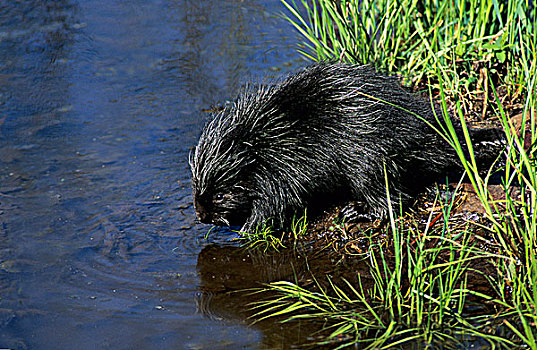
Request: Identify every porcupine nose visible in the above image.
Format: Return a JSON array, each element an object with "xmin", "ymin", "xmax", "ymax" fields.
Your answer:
[
  {"xmin": 194, "ymin": 203, "xmax": 210, "ymax": 224},
  {"xmin": 192, "ymin": 194, "xmax": 207, "ymax": 223},
  {"xmin": 196, "ymin": 210, "xmax": 209, "ymax": 223}
]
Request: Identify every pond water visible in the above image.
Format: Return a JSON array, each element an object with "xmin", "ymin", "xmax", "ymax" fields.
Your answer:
[{"xmin": 0, "ymin": 1, "xmax": 307, "ymax": 348}]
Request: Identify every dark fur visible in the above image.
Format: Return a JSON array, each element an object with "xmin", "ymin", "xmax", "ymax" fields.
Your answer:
[{"xmin": 190, "ymin": 62, "xmax": 505, "ymax": 232}]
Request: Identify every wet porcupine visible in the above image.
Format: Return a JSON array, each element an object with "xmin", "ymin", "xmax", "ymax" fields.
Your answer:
[{"xmin": 190, "ymin": 62, "xmax": 505, "ymax": 232}]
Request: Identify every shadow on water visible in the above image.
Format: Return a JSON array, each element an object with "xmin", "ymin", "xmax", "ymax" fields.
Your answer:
[{"xmin": 0, "ymin": 0, "xmax": 310, "ymax": 349}]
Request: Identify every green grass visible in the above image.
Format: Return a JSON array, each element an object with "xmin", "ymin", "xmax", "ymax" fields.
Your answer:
[
  {"xmin": 236, "ymin": 211, "xmax": 309, "ymax": 251},
  {"xmin": 281, "ymin": 0, "xmax": 533, "ymax": 117},
  {"xmin": 253, "ymin": 181, "xmax": 520, "ymax": 348},
  {"xmin": 243, "ymin": 0, "xmax": 537, "ymax": 348}
]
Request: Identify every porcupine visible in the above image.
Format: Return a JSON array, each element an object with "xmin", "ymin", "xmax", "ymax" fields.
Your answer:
[{"xmin": 190, "ymin": 62, "xmax": 505, "ymax": 232}]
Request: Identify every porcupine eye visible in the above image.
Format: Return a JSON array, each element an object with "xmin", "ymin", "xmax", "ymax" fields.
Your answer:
[
  {"xmin": 193, "ymin": 181, "xmax": 252, "ymax": 227},
  {"xmin": 193, "ymin": 191, "xmax": 236, "ymax": 226},
  {"xmin": 211, "ymin": 193, "xmax": 228, "ymax": 214}
]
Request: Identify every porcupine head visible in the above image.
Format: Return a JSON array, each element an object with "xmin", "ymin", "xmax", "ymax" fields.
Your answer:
[
  {"xmin": 189, "ymin": 108, "xmax": 255, "ymax": 229},
  {"xmin": 190, "ymin": 84, "xmax": 295, "ymax": 233},
  {"xmin": 189, "ymin": 68, "xmax": 334, "ymax": 234}
]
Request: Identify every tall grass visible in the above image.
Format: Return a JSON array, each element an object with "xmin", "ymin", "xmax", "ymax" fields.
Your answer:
[
  {"xmin": 248, "ymin": 0, "xmax": 537, "ymax": 347},
  {"xmin": 432, "ymin": 5, "xmax": 537, "ymax": 345},
  {"xmin": 282, "ymin": 0, "xmax": 534, "ymax": 115},
  {"xmin": 254, "ymin": 187, "xmax": 515, "ymax": 348},
  {"xmin": 440, "ymin": 71, "xmax": 537, "ymax": 348}
]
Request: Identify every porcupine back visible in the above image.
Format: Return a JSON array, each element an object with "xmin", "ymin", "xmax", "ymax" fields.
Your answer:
[{"xmin": 190, "ymin": 62, "xmax": 505, "ymax": 232}]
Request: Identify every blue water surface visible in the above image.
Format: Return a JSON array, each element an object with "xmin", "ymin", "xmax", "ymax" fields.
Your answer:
[{"xmin": 0, "ymin": 1, "xmax": 303, "ymax": 348}]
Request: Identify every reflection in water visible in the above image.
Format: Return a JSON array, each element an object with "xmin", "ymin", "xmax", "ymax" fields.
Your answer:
[
  {"xmin": 196, "ymin": 243, "xmax": 374, "ymax": 349},
  {"xmin": 0, "ymin": 0, "xmax": 303, "ymax": 348}
]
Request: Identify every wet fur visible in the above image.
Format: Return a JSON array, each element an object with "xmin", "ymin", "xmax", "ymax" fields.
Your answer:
[{"xmin": 190, "ymin": 62, "xmax": 504, "ymax": 232}]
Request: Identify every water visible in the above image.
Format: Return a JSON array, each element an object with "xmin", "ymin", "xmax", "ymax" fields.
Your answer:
[{"xmin": 0, "ymin": 1, "xmax": 305, "ymax": 348}]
